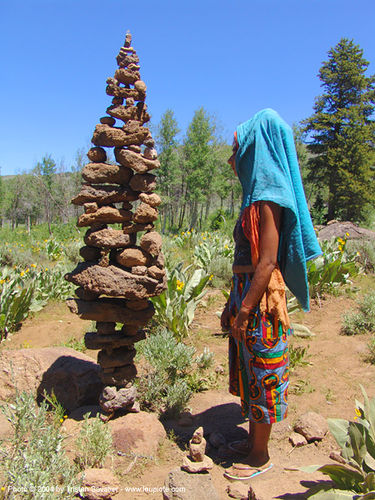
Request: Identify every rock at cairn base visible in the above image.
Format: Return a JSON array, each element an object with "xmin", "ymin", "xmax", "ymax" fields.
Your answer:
[
  {"xmin": 181, "ymin": 427, "xmax": 214, "ymax": 473},
  {"xmin": 65, "ymin": 31, "xmax": 166, "ymax": 417}
]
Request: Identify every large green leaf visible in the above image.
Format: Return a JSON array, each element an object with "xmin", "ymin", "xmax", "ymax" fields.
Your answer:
[
  {"xmin": 317, "ymin": 464, "xmax": 364, "ymax": 492},
  {"xmin": 328, "ymin": 418, "xmax": 351, "ymax": 450},
  {"xmin": 309, "ymin": 490, "xmax": 355, "ymax": 499}
]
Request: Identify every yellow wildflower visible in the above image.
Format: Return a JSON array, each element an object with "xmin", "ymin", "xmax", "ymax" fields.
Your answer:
[
  {"xmin": 44, "ymin": 239, "xmax": 48, "ymax": 242},
  {"xmin": 60, "ymin": 418, "xmax": 64, "ymax": 423},
  {"xmin": 224, "ymin": 244, "xmax": 228, "ymax": 249},
  {"xmin": 176, "ymin": 279, "xmax": 185, "ymax": 291},
  {"xmin": 45, "ymin": 268, "xmax": 48, "ymax": 271},
  {"xmin": 202, "ymin": 236, "xmax": 206, "ymax": 240},
  {"xmin": 0, "ymin": 279, "xmax": 5, "ymax": 285},
  {"xmin": 25, "ymin": 268, "xmax": 29, "ymax": 273},
  {"xmin": 1, "ymin": 486, "xmax": 5, "ymax": 491},
  {"xmin": 20, "ymin": 271, "xmax": 25, "ymax": 277},
  {"xmin": 64, "ymin": 415, "xmax": 68, "ymax": 419},
  {"xmin": 345, "ymin": 232, "xmax": 349, "ymax": 237},
  {"xmin": 31, "ymin": 263, "xmax": 36, "ymax": 268},
  {"xmin": 209, "ymin": 274, "xmax": 213, "ymax": 281},
  {"xmin": 355, "ymin": 408, "xmax": 361, "ymax": 416}
]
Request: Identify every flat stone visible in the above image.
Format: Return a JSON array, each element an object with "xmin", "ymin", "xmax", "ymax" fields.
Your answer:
[
  {"xmin": 122, "ymin": 222, "xmax": 154, "ymax": 234},
  {"xmin": 77, "ymin": 207, "xmax": 132, "ymax": 227},
  {"xmin": 116, "ymin": 247, "xmax": 150, "ymax": 267},
  {"xmin": 96, "ymin": 322, "xmax": 116, "ymax": 334},
  {"xmin": 289, "ymin": 431, "xmax": 308, "ymax": 447},
  {"xmin": 294, "ymin": 411, "xmax": 329, "ymax": 442},
  {"xmin": 114, "ymin": 68, "xmax": 140, "ymax": 85},
  {"xmin": 66, "ymin": 296, "xmax": 155, "ymax": 322},
  {"xmin": 87, "ymin": 147, "xmax": 107, "ymax": 163},
  {"xmin": 129, "ymin": 173, "xmax": 156, "ymax": 192},
  {"xmin": 106, "ymin": 83, "xmax": 145, "ymax": 101},
  {"xmin": 128, "ymin": 145, "xmax": 141, "ymax": 153},
  {"xmin": 85, "ymin": 330, "xmax": 146, "ymax": 350},
  {"xmin": 140, "ymin": 231, "xmax": 162, "ymax": 256},
  {"xmin": 0, "ymin": 348, "xmax": 102, "ymax": 412},
  {"xmin": 148, "ymin": 265, "xmax": 165, "ymax": 280},
  {"xmin": 84, "ymin": 202, "xmax": 98, "ymax": 214},
  {"xmin": 115, "ymin": 148, "xmax": 160, "ymax": 173},
  {"xmin": 79, "ymin": 246, "xmax": 102, "ymax": 261},
  {"xmin": 82, "ymin": 163, "xmax": 133, "ymax": 185},
  {"xmin": 93, "ymin": 123, "xmax": 148, "ymax": 148},
  {"xmin": 99, "ymin": 116, "xmax": 116, "ymax": 126},
  {"xmin": 75, "ymin": 287, "xmax": 100, "ymax": 301},
  {"xmin": 131, "ymin": 265, "xmax": 147, "ymax": 275},
  {"xmin": 181, "ymin": 455, "xmax": 214, "ymax": 473},
  {"xmin": 106, "ymin": 104, "xmax": 150, "ymax": 124},
  {"xmin": 134, "ymin": 203, "xmax": 158, "ymax": 223},
  {"xmin": 126, "ymin": 299, "xmax": 149, "ymax": 310},
  {"xmin": 122, "ymin": 120, "xmax": 143, "ymax": 134},
  {"xmin": 115, "ymin": 53, "xmax": 140, "ymax": 69},
  {"xmin": 84, "ymin": 228, "xmax": 136, "ymax": 249},
  {"xmin": 80, "ymin": 468, "xmax": 120, "ymax": 500},
  {"xmin": 72, "ymin": 184, "xmax": 137, "ymax": 205},
  {"xmin": 109, "ymin": 411, "xmax": 166, "ymax": 458},
  {"xmin": 98, "ymin": 347, "xmax": 136, "ymax": 369},
  {"xmin": 163, "ymin": 469, "xmax": 220, "ymax": 500},
  {"xmin": 100, "ymin": 364, "xmax": 137, "ymax": 386},
  {"xmin": 139, "ymin": 192, "xmax": 161, "ymax": 207}
]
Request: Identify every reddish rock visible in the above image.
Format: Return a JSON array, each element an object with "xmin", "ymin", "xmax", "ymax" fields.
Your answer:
[
  {"xmin": 294, "ymin": 411, "xmax": 329, "ymax": 442},
  {"xmin": 99, "ymin": 385, "xmax": 137, "ymax": 412},
  {"xmin": 75, "ymin": 287, "xmax": 100, "ymax": 301},
  {"xmin": 289, "ymin": 431, "xmax": 308, "ymax": 447},
  {"xmin": 148, "ymin": 265, "xmax": 165, "ymax": 280},
  {"xmin": 114, "ymin": 68, "xmax": 140, "ymax": 85},
  {"xmin": 109, "ymin": 411, "xmax": 166, "ymax": 457},
  {"xmin": 140, "ymin": 231, "xmax": 162, "ymax": 255},
  {"xmin": 0, "ymin": 348, "xmax": 102, "ymax": 411},
  {"xmin": 80, "ymin": 468, "xmax": 120, "ymax": 500},
  {"xmin": 131, "ymin": 265, "xmax": 148, "ymax": 275},
  {"xmin": 115, "ymin": 148, "xmax": 159, "ymax": 173},
  {"xmin": 99, "ymin": 116, "xmax": 116, "ymax": 126},
  {"xmin": 134, "ymin": 80, "xmax": 147, "ymax": 93},
  {"xmin": 85, "ymin": 330, "xmax": 146, "ymax": 350},
  {"xmin": 96, "ymin": 322, "xmax": 116, "ymax": 334},
  {"xmin": 79, "ymin": 246, "xmax": 102, "ymax": 261},
  {"xmin": 116, "ymin": 247, "xmax": 150, "ymax": 267},
  {"xmin": 100, "ymin": 364, "xmax": 137, "ymax": 386},
  {"xmin": 92, "ymin": 123, "xmax": 148, "ymax": 147},
  {"xmin": 87, "ymin": 147, "xmax": 107, "ymax": 163},
  {"xmin": 84, "ymin": 202, "xmax": 98, "ymax": 214},
  {"xmin": 66, "ymin": 296, "xmax": 155, "ymax": 322},
  {"xmin": 72, "ymin": 184, "xmax": 137, "ymax": 205},
  {"xmin": 126, "ymin": 299, "xmax": 149, "ymax": 311},
  {"xmin": 84, "ymin": 228, "xmax": 136, "ymax": 249},
  {"xmin": 82, "ymin": 163, "xmax": 133, "ymax": 185},
  {"xmin": 77, "ymin": 207, "xmax": 132, "ymax": 227},
  {"xmin": 122, "ymin": 222, "xmax": 154, "ymax": 234},
  {"xmin": 129, "ymin": 173, "xmax": 156, "ymax": 192},
  {"xmin": 106, "ymin": 104, "xmax": 150, "ymax": 124},
  {"xmin": 122, "ymin": 120, "xmax": 143, "ymax": 134},
  {"xmin": 105, "ymin": 83, "xmax": 144, "ymax": 101},
  {"xmin": 139, "ymin": 192, "xmax": 161, "ymax": 207},
  {"xmin": 143, "ymin": 147, "xmax": 157, "ymax": 160},
  {"xmin": 133, "ymin": 203, "xmax": 158, "ymax": 223},
  {"xmin": 98, "ymin": 347, "xmax": 136, "ymax": 369}
]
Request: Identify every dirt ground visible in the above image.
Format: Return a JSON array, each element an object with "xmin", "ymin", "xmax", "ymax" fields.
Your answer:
[{"xmin": 2, "ymin": 278, "xmax": 375, "ymax": 499}]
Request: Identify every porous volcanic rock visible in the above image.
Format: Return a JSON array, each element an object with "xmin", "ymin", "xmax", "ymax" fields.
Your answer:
[
  {"xmin": 115, "ymin": 148, "xmax": 160, "ymax": 173},
  {"xmin": 81, "ymin": 163, "xmax": 133, "ymax": 185}
]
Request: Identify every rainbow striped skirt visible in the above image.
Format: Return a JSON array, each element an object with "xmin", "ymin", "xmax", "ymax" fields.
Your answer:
[{"xmin": 228, "ymin": 273, "xmax": 290, "ymax": 424}]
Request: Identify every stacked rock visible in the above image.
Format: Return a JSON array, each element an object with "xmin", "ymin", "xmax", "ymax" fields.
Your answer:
[{"xmin": 65, "ymin": 32, "xmax": 166, "ymax": 417}]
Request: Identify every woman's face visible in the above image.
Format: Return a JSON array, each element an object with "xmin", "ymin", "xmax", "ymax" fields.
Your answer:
[{"xmin": 227, "ymin": 133, "xmax": 239, "ymax": 175}]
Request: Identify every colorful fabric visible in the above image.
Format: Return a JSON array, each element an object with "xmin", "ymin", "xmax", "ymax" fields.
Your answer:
[
  {"xmin": 242, "ymin": 202, "xmax": 290, "ymax": 332},
  {"xmin": 228, "ymin": 273, "xmax": 290, "ymax": 424},
  {"xmin": 235, "ymin": 108, "xmax": 322, "ymax": 312}
]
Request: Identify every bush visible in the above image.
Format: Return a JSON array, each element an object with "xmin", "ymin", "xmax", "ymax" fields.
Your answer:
[
  {"xmin": 0, "ymin": 391, "xmax": 80, "ymax": 499},
  {"xmin": 135, "ymin": 329, "xmax": 214, "ymax": 417},
  {"xmin": 75, "ymin": 413, "xmax": 113, "ymax": 469},
  {"xmin": 342, "ymin": 292, "xmax": 375, "ymax": 335}
]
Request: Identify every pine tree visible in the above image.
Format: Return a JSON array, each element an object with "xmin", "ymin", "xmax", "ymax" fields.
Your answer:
[{"xmin": 303, "ymin": 38, "xmax": 375, "ymax": 222}]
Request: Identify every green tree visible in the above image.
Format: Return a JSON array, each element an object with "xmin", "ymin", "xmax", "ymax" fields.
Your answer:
[
  {"xmin": 156, "ymin": 110, "xmax": 180, "ymax": 232},
  {"xmin": 183, "ymin": 108, "xmax": 216, "ymax": 229},
  {"xmin": 33, "ymin": 155, "xmax": 57, "ymax": 234},
  {"xmin": 303, "ymin": 38, "xmax": 375, "ymax": 222}
]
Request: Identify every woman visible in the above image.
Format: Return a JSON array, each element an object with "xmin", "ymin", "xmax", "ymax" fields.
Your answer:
[{"xmin": 221, "ymin": 109, "xmax": 321, "ymax": 481}]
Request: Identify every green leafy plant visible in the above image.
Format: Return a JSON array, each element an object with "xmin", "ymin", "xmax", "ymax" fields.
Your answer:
[
  {"xmin": 0, "ymin": 391, "xmax": 80, "ymax": 499},
  {"xmin": 136, "ymin": 329, "xmax": 214, "ymax": 416},
  {"xmin": 74, "ymin": 413, "xmax": 113, "ymax": 469},
  {"xmin": 300, "ymin": 386, "xmax": 375, "ymax": 498},
  {"xmin": 151, "ymin": 263, "xmax": 211, "ymax": 340},
  {"xmin": 289, "ymin": 344, "xmax": 311, "ymax": 372},
  {"xmin": 307, "ymin": 236, "xmax": 359, "ymax": 301},
  {"xmin": 0, "ymin": 274, "xmax": 34, "ymax": 341},
  {"xmin": 342, "ymin": 292, "xmax": 375, "ymax": 336}
]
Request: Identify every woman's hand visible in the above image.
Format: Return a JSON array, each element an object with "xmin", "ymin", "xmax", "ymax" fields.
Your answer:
[
  {"xmin": 231, "ymin": 307, "xmax": 250, "ymax": 342},
  {"xmin": 221, "ymin": 302, "xmax": 230, "ymax": 331}
]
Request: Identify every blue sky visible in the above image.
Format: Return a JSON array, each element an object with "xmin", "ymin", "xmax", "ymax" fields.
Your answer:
[{"xmin": 0, "ymin": 0, "xmax": 374, "ymax": 175}]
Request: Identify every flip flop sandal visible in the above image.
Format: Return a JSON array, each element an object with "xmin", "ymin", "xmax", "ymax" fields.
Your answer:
[
  {"xmin": 223, "ymin": 462, "xmax": 273, "ymax": 481},
  {"xmin": 227, "ymin": 439, "xmax": 250, "ymax": 456}
]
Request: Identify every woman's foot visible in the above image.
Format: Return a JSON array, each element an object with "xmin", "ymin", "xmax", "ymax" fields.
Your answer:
[
  {"xmin": 227, "ymin": 439, "xmax": 251, "ymax": 456},
  {"xmin": 224, "ymin": 458, "xmax": 273, "ymax": 480}
]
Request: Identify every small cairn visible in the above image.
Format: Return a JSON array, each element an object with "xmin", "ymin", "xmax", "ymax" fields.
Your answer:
[
  {"xmin": 65, "ymin": 32, "xmax": 166, "ymax": 418},
  {"xmin": 182, "ymin": 427, "xmax": 214, "ymax": 473}
]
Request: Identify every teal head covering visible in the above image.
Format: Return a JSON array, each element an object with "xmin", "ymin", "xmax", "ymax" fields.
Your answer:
[{"xmin": 235, "ymin": 108, "xmax": 321, "ymax": 311}]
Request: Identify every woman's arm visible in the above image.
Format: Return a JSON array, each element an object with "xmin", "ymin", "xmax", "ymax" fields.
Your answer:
[{"xmin": 231, "ymin": 201, "xmax": 282, "ymax": 341}]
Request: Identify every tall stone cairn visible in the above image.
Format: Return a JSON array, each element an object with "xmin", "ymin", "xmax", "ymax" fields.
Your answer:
[{"xmin": 65, "ymin": 32, "xmax": 166, "ymax": 417}]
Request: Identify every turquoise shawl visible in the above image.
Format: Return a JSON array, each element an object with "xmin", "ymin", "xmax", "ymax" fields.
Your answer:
[{"xmin": 235, "ymin": 108, "xmax": 321, "ymax": 311}]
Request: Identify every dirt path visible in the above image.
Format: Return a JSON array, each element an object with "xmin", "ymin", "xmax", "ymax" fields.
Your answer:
[{"xmin": 3, "ymin": 285, "xmax": 375, "ymax": 499}]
